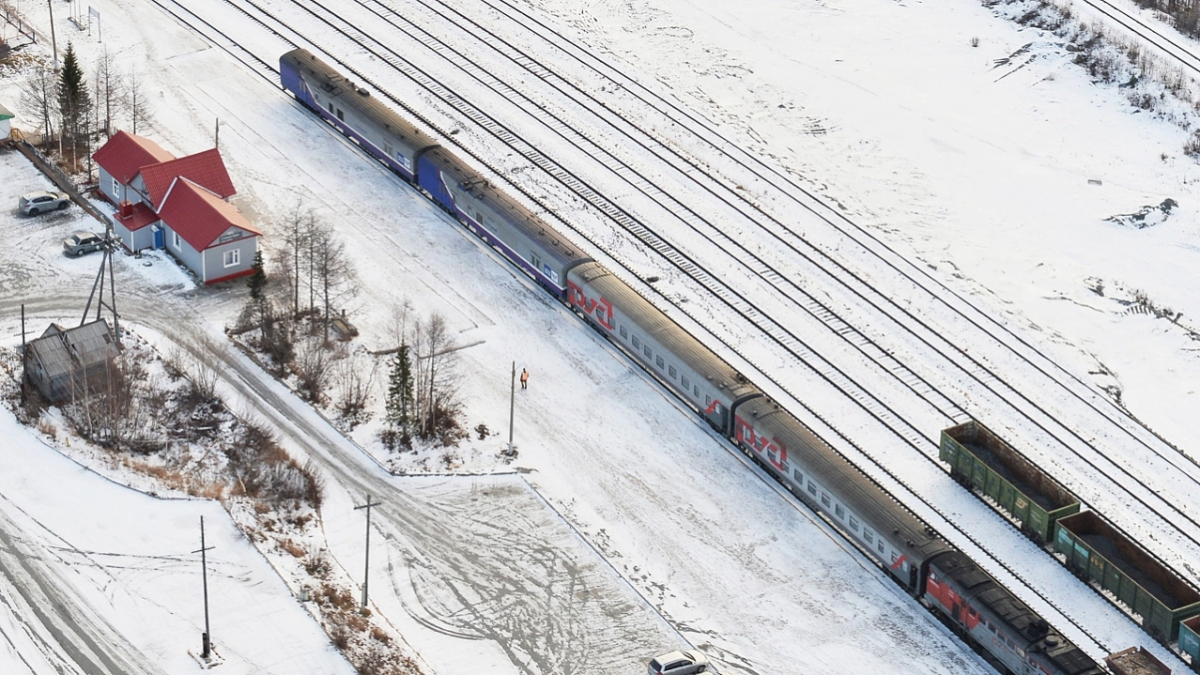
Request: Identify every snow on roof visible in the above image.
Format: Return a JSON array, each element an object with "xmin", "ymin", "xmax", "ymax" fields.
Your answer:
[
  {"xmin": 92, "ymin": 131, "xmax": 176, "ymax": 184},
  {"xmin": 157, "ymin": 177, "xmax": 260, "ymax": 251},
  {"xmin": 140, "ymin": 148, "xmax": 236, "ymax": 210},
  {"xmin": 115, "ymin": 200, "xmax": 160, "ymax": 232}
]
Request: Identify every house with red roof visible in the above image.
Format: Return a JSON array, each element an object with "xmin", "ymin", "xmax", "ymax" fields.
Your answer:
[{"xmin": 92, "ymin": 131, "xmax": 260, "ymax": 284}]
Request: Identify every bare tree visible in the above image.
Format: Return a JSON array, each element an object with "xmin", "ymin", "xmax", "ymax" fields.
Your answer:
[
  {"xmin": 410, "ymin": 312, "xmax": 463, "ymax": 442},
  {"xmin": 313, "ymin": 222, "xmax": 356, "ymax": 343},
  {"xmin": 335, "ymin": 347, "xmax": 376, "ymax": 428},
  {"xmin": 294, "ymin": 337, "xmax": 334, "ymax": 403},
  {"xmin": 123, "ymin": 67, "xmax": 155, "ymax": 134},
  {"xmin": 19, "ymin": 63, "xmax": 57, "ymax": 150},
  {"xmin": 94, "ymin": 47, "xmax": 122, "ymax": 139}
]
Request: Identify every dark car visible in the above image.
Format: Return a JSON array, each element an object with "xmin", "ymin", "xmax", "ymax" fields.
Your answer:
[
  {"xmin": 63, "ymin": 231, "xmax": 104, "ymax": 257},
  {"xmin": 648, "ymin": 650, "xmax": 710, "ymax": 675}
]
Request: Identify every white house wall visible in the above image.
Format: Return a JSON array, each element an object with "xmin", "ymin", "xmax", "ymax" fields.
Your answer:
[{"xmin": 201, "ymin": 235, "xmax": 257, "ymax": 282}]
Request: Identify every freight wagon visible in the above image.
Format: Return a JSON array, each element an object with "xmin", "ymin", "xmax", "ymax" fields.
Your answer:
[
  {"xmin": 940, "ymin": 421, "xmax": 1080, "ymax": 544},
  {"xmin": 1179, "ymin": 616, "xmax": 1200, "ymax": 668},
  {"xmin": 1055, "ymin": 511, "xmax": 1200, "ymax": 643}
]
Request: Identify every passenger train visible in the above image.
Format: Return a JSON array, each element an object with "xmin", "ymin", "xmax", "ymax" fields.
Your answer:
[{"xmin": 280, "ymin": 47, "xmax": 1105, "ymax": 675}]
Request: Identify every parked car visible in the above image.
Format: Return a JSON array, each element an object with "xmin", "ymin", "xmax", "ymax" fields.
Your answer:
[
  {"xmin": 648, "ymin": 650, "xmax": 710, "ymax": 675},
  {"xmin": 63, "ymin": 231, "xmax": 104, "ymax": 257},
  {"xmin": 19, "ymin": 190, "xmax": 71, "ymax": 215}
]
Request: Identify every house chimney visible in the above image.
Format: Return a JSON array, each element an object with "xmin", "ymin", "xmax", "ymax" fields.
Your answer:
[{"xmin": 119, "ymin": 200, "xmax": 133, "ymax": 217}]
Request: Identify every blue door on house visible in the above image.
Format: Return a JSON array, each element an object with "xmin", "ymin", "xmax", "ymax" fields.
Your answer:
[{"xmin": 152, "ymin": 226, "xmax": 164, "ymax": 249}]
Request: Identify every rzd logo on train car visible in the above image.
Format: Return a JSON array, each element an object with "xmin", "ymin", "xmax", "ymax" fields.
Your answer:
[
  {"xmin": 734, "ymin": 416, "xmax": 787, "ymax": 470},
  {"xmin": 568, "ymin": 282, "xmax": 614, "ymax": 331}
]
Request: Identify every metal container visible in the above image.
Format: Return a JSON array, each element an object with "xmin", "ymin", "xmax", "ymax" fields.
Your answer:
[
  {"xmin": 1179, "ymin": 615, "xmax": 1200, "ymax": 666},
  {"xmin": 1055, "ymin": 511, "xmax": 1200, "ymax": 643},
  {"xmin": 940, "ymin": 421, "xmax": 1080, "ymax": 543}
]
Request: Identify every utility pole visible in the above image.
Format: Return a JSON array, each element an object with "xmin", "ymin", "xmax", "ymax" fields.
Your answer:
[
  {"xmin": 354, "ymin": 495, "xmax": 382, "ymax": 611},
  {"xmin": 507, "ymin": 361, "xmax": 515, "ymax": 456},
  {"xmin": 192, "ymin": 517, "xmax": 215, "ymax": 660},
  {"xmin": 47, "ymin": 0, "xmax": 57, "ymax": 70}
]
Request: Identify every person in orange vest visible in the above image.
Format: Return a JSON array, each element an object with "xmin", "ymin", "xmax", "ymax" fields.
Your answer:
[{"xmin": 520, "ymin": 368, "xmax": 529, "ymax": 390}]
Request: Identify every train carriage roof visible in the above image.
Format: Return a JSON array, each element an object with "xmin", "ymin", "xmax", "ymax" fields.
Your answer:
[
  {"xmin": 426, "ymin": 147, "xmax": 588, "ymax": 267},
  {"xmin": 569, "ymin": 263, "xmax": 760, "ymax": 403},
  {"xmin": 738, "ymin": 396, "xmax": 950, "ymax": 566},
  {"xmin": 282, "ymin": 49, "xmax": 437, "ymax": 152}
]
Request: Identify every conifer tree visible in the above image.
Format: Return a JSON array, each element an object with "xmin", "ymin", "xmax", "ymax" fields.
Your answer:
[
  {"xmin": 57, "ymin": 43, "xmax": 92, "ymax": 166},
  {"xmin": 247, "ymin": 250, "xmax": 268, "ymax": 301},
  {"xmin": 385, "ymin": 344, "xmax": 413, "ymax": 448}
]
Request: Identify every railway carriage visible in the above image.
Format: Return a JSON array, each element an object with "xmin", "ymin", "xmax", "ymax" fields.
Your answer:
[
  {"xmin": 731, "ymin": 395, "xmax": 951, "ymax": 592},
  {"xmin": 926, "ymin": 552, "xmax": 1104, "ymax": 675},
  {"xmin": 566, "ymin": 261, "xmax": 758, "ymax": 432},
  {"xmin": 280, "ymin": 49, "xmax": 437, "ymax": 181}
]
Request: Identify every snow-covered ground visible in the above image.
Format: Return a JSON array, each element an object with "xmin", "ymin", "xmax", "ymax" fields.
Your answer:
[{"xmin": 3, "ymin": 0, "xmax": 1200, "ymax": 672}]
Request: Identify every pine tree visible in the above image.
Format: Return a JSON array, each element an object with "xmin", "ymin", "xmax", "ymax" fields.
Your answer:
[
  {"xmin": 384, "ymin": 344, "xmax": 413, "ymax": 449},
  {"xmin": 247, "ymin": 250, "xmax": 268, "ymax": 301},
  {"xmin": 57, "ymin": 43, "xmax": 92, "ymax": 167}
]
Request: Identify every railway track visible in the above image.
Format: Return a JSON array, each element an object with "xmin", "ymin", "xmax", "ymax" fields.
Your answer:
[{"xmin": 139, "ymin": 0, "xmax": 1194, "ymax": 661}]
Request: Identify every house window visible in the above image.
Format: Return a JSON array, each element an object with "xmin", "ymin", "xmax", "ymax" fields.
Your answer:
[
  {"xmin": 172, "ymin": 230, "xmax": 180, "ymax": 249},
  {"xmin": 223, "ymin": 249, "xmax": 241, "ymax": 267},
  {"xmin": 110, "ymin": 176, "xmax": 120, "ymax": 195}
]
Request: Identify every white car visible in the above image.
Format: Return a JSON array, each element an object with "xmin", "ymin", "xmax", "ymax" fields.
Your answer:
[
  {"xmin": 648, "ymin": 650, "xmax": 710, "ymax": 675},
  {"xmin": 19, "ymin": 190, "xmax": 71, "ymax": 215}
]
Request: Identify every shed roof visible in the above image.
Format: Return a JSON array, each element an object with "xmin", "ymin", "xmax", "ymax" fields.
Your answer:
[
  {"xmin": 158, "ymin": 178, "xmax": 260, "ymax": 251},
  {"xmin": 92, "ymin": 131, "xmax": 176, "ymax": 184},
  {"xmin": 0, "ymin": 102, "xmax": 13, "ymax": 121},
  {"xmin": 28, "ymin": 320, "xmax": 118, "ymax": 381},
  {"xmin": 141, "ymin": 148, "xmax": 236, "ymax": 210}
]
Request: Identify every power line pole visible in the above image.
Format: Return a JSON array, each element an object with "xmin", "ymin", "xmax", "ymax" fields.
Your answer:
[
  {"xmin": 354, "ymin": 495, "xmax": 382, "ymax": 611},
  {"xmin": 507, "ymin": 361, "xmax": 515, "ymax": 456},
  {"xmin": 192, "ymin": 517, "xmax": 215, "ymax": 660}
]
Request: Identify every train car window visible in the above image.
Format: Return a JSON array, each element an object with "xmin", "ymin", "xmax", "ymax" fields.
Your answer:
[
  {"xmin": 849, "ymin": 516, "xmax": 859, "ymax": 531},
  {"xmin": 384, "ymin": 141, "xmax": 393, "ymax": 157},
  {"xmin": 632, "ymin": 336, "xmax": 641, "ymax": 349},
  {"xmin": 793, "ymin": 468, "xmax": 803, "ymax": 483},
  {"xmin": 807, "ymin": 483, "xmax": 817, "ymax": 496},
  {"xmin": 705, "ymin": 395, "xmax": 712, "ymax": 407},
  {"xmin": 656, "ymin": 356, "xmax": 664, "ymax": 369},
  {"xmin": 864, "ymin": 529, "xmax": 874, "ymax": 544},
  {"xmin": 668, "ymin": 365, "xmax": 677, "ymax": 379},
  {"xmin": 835, "ymin": 505, "xmax": 844, "ymax": 519},
  {"xmin": 337, "ymin": 108, "xmax": 344, "ymax": 121},
  {"xmin": 877, "ymin": 541, "xmax": 885, "ymax": 554},
  {"xmin": 820, "ymin": 493, "xmax": 831, "ymax": 507},
  {"xmin": 681, "ymin": 375, "xmax": 689, "ymax": 389},
  {"xmin": 694, "ymin": 385, "xmax": 700, "ymax": 397},
  {"xmin": 890, "ymin": 553, "xmax": 898, "ymax": 564},
  {"xmin": 328, "ymin": 102, "xmax": 334, "ymax": 114},
  {"xmin": 643, "ymin": 345, "xmax": 651, "ymax": 358},
  {"xmin": 620, "ymin": 326, "xmax": 628, "ymax": 339},
  {"xmin": 780, "ymin": 462, "xmax": 789, "ymax": 475},
  {"xmin": 532, "ymin": 254, "xmax": 541, "ymax": 270}
]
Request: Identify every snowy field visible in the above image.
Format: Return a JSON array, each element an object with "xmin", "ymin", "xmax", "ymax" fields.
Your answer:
[{"xmin": 2, "ymin": 0, "xmax": 1200, "ymax": 672}]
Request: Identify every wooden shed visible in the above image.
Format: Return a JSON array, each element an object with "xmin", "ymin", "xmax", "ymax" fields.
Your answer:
[{"xmin": 23, "ymin": 320, "xmax": 120, "ymax": 403}]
